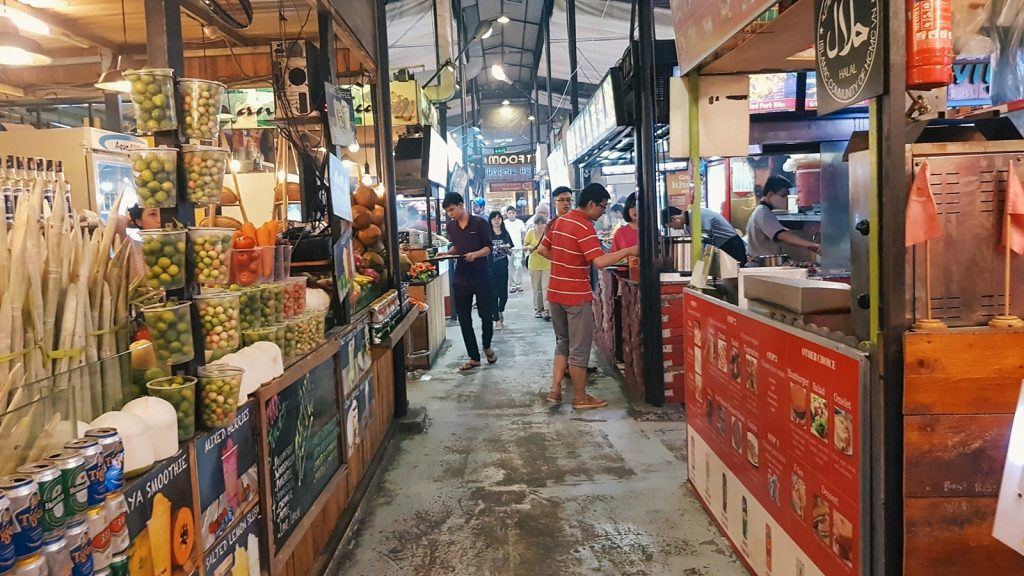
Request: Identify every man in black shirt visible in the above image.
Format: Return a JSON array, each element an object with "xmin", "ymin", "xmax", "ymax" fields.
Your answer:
[{"xmin": 443, "ymin": 193, "xmax": 497, "ymax": 371}]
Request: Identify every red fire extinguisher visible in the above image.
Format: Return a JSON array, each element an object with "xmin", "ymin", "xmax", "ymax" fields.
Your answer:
[{"xmin": 907, "ymin": 0, "xmax": 953, "ymax": 90}]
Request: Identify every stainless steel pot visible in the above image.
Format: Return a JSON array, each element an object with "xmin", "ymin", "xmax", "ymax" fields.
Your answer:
[
  {"xmin": 661, "ymin": 236, "xmax": 694, "ymax": 272},
  {"xmin": 754, "ymin": 253, "xmax": 791, "ymax": 267}
]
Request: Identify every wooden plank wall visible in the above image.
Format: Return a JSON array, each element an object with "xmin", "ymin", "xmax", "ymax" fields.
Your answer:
[
  {"xmin": 903, "ymin": 329, "xmax": 1024, "ymax": 575},
  {"xmin": 276, "ymin": 348, "xmax": 396, "ymax": 576}
]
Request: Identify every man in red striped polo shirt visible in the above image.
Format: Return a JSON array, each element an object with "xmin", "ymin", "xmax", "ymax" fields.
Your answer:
[{"xmin": 539, "ymin": 184, "xmax": 638, "ymax": 409}]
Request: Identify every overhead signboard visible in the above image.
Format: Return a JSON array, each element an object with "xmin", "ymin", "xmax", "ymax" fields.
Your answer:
[
  {"xmin": 670, "ymin": 0, "xmax": 778, "ymax": 75},
  {"xmin": 814, "ymin": 0, "xmax": 883, "ymax": 115},
  {"xmin": 485, "ymin": 152, "xmax": 535, "ymax": 166}
]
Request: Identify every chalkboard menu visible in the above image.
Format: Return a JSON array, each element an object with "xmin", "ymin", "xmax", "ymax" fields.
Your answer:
[
  {"xmin": 264, "ymin": 354, "xmax": 342, "ymax": 548},
  {"xmin": 123, "ymin": 448, "xmax": 198, "ymax": 576},
  {"xmin": 195, "ymin": 403, "xmax": 259, "ymax": 552}
]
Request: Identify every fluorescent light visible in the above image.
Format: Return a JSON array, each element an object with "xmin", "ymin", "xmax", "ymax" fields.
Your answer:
[
  {"xmin": 501, "ymin": 99, "xmax": 510, "ymax": 106},
  {"xmin": 0, "ymin": 17, "xmax": 49, "ymax": 65},
  {"xmin": 528, "ymin": 115, "xmax": 536, "ymax": 121},
  {"xmin": 95, "ymin": 54, "xmax": 130, "ymax": 93},
  {"xmin": 0, "ymin": 6, "xmax": 49, "ymax": 37},
  {"xmin": 17, "ymin": 0, "xmax": 66, "ymax": 8},
  {"xmin": 348, "ymin": 142, "xmax": 360, "ymax": 153},
  {"xmin": 474, "ymin": 19, "xmax": 496, "ymax": 40},
  {"xmin": 497, "ymin": 14, "xmax": 510, "ymax": 24},
  {"xmin": 490, "ymin": 64, "xmax": 508, "ymax": 82}
]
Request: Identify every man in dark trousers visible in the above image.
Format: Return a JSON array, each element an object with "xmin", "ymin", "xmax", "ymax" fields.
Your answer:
[{"xmin": 443, "ymin": 192, "xmax": 497, "ymax": 371}]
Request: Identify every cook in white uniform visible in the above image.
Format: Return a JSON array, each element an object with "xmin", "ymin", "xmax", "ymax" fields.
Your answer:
[{"xmin": 746, "ymin": 175, "xmax": 821, "ymax": 259}]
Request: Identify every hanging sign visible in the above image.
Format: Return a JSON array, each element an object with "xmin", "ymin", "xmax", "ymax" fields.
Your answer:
[{"xmin": 814, "ymin": 0, "xmax": 883, "ymax": 115}]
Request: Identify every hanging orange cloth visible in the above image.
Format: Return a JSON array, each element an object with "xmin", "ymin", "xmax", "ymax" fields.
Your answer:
[{"xmin": 905, "ymin": 160, "xmax": 942, "ymax": 247}]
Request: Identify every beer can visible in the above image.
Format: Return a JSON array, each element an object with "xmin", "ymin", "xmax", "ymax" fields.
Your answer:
[
  {"xmin": 40, "ymin": 534, "xmax": 69, "ymax": 576},
  {"xmin": 102, "ymin": 494, "xmax": 126, "ymax": 557},
  {"xmin": 107, "ymin": 553, "xmax": 126, "ymax": 576},
  {"xmin": 62, "ymin": 441, "xmax": 105, "ymax": 509},
  {"xmin": 0, "ymin": 489, "xmax": 15, "ymax": 574},
  {"xmin": 14, "ymin": 464, "xmax": 64, "ymax": 535},
  {"xmin": 63, "ymin": 522, "xmax": 91, "ymax": 576},
  {"xmin": 81, "ymin": 431, "xmax": 121, "ymax": 494},
  {"xmin": 11, "ymin": 554, "xmax": 46, "ymax": 576},
  {"xmin": 0, "ymin": 476, "xmax": 42, "ymax": 560},
  {"xmin": 42, "ymin": 452, "xmax": 86, "ymax": 525},
  {"xmin": 84, "ymin": 508, "xmax": 108, "ymax": 572}
]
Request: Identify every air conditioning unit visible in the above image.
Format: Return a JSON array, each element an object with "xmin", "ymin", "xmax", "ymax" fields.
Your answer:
[
  {"xmin": 619, "ymin": 39, "xmax": 677, "ymax": 126},
  {"xmin": 270, "ymin": 40, "xmax": 324, "ymax": 118}
]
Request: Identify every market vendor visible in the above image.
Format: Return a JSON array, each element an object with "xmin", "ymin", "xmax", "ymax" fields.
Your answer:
[
  {"xmin": 670, "ymin": 204, "xmax": 748, "ymax": 264},
  {"xmin": 118, "ymin": 203, "xmax": 162, "ymax": 280},
  {"xmin": 745, "ymin": 175, "xmax": 821, "ymax": 259},
  {"xmin": 610, "ymin": 192, "xmax": 638, "ymax": 252}
]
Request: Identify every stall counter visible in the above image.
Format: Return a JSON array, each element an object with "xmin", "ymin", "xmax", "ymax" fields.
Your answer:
[{"xmin": 406, "ymin": 269, "xmax": 449, "ymax": 369}]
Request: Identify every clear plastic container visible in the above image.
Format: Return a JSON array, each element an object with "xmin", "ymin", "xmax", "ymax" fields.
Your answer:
[
  {"xmin": 194, "ymin": 290, "xmax": 241, "ymax": 361},
  {"xmin": 141, "ymin": 301, "xmax": 195, "ymax": 365},
  {"xmin": 282, "ymin": 318, "xmax": 300, "ymax": 362},
  {"xmin": 258, "ymin": 245, "xmax": 276, "ymax": 280},
  {"xmin": 231, "ymin": 285, "xmax": 262, "ymax": 332},
  {"xmin": 182, "ymin": 145, "xmax": 229, "ymax": 205},
  {"xmin": 197, "ymin": 365, "xmax": 244, "ymax": 428},
  {"xmin": 242, "ymin": 326, "xmax": 279, "ymax": 348},
  {"xmin": 178, "ymin": 78, "xmax": 226, "ymax": 143},
  {"xmin": 259, "ymin": 283, "xmax": 285, "ymax": 324},
  {"xmin": 139, "ymin": 229, "xmax": 186, "ymax": 290},
  {"xmin": 188, "ymin": 227, "xmax": 233, "ymax": 287},
  {"xmin": 230, "ymin": 248, "xmax": 264, "ymax": 287},
  {"xmin": 125, "ymin": 68, "xmax": 178, "ymax": 133},
  {"xmin": 146, "ymin": 375, "xmax": 197, "ymax": 441},
  {"xmin": 274, "ymin": 245, "xmax": 292, "ymax": 281},
  {"xmin": 282, "ymin": 277, "xmax": 306, "ymax": 318},
  {"xmin": 130, "ymin": 147, "xmax": 178, "ymax": 208}
]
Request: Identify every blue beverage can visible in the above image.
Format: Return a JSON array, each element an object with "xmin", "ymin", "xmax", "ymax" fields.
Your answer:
[
  {"xmin": 0, "ymin": 476, "xmax": 42, "ymax": 560},
  {"xmin": 63, "ymin": 522, "xmax": 91, "ymax": 576},
  {"xmin": 82, "ymin": 430, "xmax": 121, "ymax": 493},
  {"xmin": 14, "ymin": 464, "xmax": 64, "ymax": 536},
  {"xmin": 62, "ymin": 441, "xmax": 105, "ymax": 508},
  {"xmin": 0, "ymin": 489, "xmax": 15, "ymax": 574}
]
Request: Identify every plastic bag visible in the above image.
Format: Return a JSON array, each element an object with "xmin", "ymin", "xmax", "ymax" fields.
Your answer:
[{"xmin": 954, "ymin": 0, "xmax": 994, "ymax": 56}]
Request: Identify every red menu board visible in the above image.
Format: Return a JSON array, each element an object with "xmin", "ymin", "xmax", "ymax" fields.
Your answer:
[{"xmin": 684, "ymin": 291, "xmax": 865, "ymax": 576}]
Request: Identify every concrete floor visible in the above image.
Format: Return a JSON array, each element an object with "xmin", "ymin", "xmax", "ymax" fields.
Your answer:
[{"xmin": 327, "ymin": 287, "xmax": 747, "ymax": 576}]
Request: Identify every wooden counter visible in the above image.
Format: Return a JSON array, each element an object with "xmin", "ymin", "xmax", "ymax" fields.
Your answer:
[
  {"xmin": 903, "ymin": 328, "xmax": 1024, "ymax": 576},
  {"xmin": 405, "ymin": 271, "xmax": 448, "ymax": 369}
]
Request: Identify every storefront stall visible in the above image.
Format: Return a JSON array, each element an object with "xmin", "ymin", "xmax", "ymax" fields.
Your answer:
[
  {"xmin": 0, "ymin": 2, "xmax": 418, "ymax": 575},
  {"xmin": 664, "ymin": 0, "xmax": 1024, "ymax": 575}
]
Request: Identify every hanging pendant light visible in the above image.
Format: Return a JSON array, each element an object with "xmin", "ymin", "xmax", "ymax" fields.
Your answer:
[
  {"xmin": 95, "ymin": 0, "xmax": 128, "ymax": 91},
  {"xmin": 361, "ymin": 162, "xmax": 374, "ymax": 186},
  {"xmin": 0, "ymin": 14, "xmax": 49, "ymax": 66}
]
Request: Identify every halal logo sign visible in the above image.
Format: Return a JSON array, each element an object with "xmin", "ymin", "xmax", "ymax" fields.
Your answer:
[{"xmin": 815, "ymin": 0, "xmax": 882, "ymax": 115}]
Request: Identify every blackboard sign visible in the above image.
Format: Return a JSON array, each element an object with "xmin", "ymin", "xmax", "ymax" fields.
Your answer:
[
  {"xmin": 814, "ymin": 0, "xmax": 882, "ymax": 115},
  {"xmin": 202, "ymin": 504, "xmax": 263, "ymax": 576},
  {"xmin": 123, "ymin": 449, "xmax": 198, "ymax": 576},
  {"xmin": 264, "ymin": 355, "xmax": 342, "ymax": 548},
  {"xmin": 195, "ymin": 402, "xmax": 259, "ymax": 552}
]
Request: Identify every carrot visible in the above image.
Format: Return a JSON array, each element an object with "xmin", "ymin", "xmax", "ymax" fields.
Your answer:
[{"xmin": 241, "ymin": 222, "xmax": 258, "ymax": 243}]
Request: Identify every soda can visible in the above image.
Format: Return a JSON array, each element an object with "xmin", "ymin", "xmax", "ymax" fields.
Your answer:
[
  {"xmin": 101, "ymin": 494, "xmax": 126, "ymax": 557},
  {"xmin": 63, "ymin": 521, "xmax": 91, "ymax": 576},
  {"xmin": 62, "ymin": 441, "xmax": 105, "ymax": 509},
  {"xmin": 42, "ymin": 452, "xmax": 86, "ymax": 525},
  {"xmin": 40, "ymin": 534, "xmax": 70, "ymax": 576},
  {"xmin": 107, "ymin": 553, "xmax": 126, "ymax": 576},
  {"xmin": 0, "ymin": 476, "xmax": 42, "ymax": 560},
  {"xmin": 15, "ymin": 464, "xmax": 64, "ymax": 535},
  {"xmin": 84, "ymin": 508, "xmax": 108, "ymax": 572},
  {"xmin": 0, "ymin": 489, "xmax": 15, "ymax": 574},
  {"xmin": 81, "ymin": 431, "xmax": 122, "ymax": 494},
  {"xmin": 11, "ymin": 554, "xmax": 46, "ymax": 576}
]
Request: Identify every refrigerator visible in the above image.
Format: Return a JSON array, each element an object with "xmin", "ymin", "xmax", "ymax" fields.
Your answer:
[{"xmin": 0, "ymin": 127, "xmax": 145, "ymax": 220}]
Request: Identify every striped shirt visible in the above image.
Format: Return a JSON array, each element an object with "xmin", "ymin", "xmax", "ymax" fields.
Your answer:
[{"xmin": 541, "ymin": 209, "xmax": 603, "ymax": 305}]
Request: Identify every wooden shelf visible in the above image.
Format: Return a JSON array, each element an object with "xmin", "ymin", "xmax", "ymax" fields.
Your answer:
[{"xmin": 371, "ymin": 307, "xmax": 420, "ymax": 351}]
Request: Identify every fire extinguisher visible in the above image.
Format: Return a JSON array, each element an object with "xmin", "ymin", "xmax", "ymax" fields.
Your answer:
[{"xmin": 907, "ymin": 0, "xmax": 954, "ymax": 90}]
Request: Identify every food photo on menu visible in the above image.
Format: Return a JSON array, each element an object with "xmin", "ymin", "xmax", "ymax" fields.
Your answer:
[
  {"xmin": 717, "ymin": 338, "xmax": 728, "ymax": 372},
  {"xmin": 745, "ymin": 354, "xmax": 758, "ymax": 393},
  {"xmin": 833, "ymin": 510, "xmax": 854, "ymax": 567},
  {"xmin": 768, "ymin": 471, "xmax": 780, "ymax": 506},
  {"xmin": 718, "ymin": 404, "xmax": 727, "ymax": 438},
  {"xmin": 693, "ymin": 319, "xmax": 703, "ymax": 347},
  {"xmin": 731, "ymin": 416, "xmax": 744, "ymax": 453},
  {"xmin": 833, "ymin": 408, "xmax": 854, "ymax": 456},
  {"xmin": 791, "ymin": 381, "xmax": 808, "ymax": 426},
  {"xmin": 694, "ymin": 370, "xmax": 704, "ymax": 402},
  {"xmin": 730, "ymin": 344, "xmax": 741, "ymax": 382},
  {"xmin": 791, "ymin": 472, "xmax": 807, "ymax": 520},
  {"xmin": 746, "ymin": 431, "xmax": 759, "ymax": 468},
  {"xmin": 810, "ymin": 393, "xmax": 829, "ymax": 441},
  {"xmin": 812, "ymin": 494, "xmax": 832, "ymax": 546}
]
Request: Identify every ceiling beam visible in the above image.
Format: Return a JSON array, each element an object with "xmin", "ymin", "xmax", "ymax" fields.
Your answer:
[{"xmin": 14, "ymin": 4, "xmax": 119, "ymax": 51}]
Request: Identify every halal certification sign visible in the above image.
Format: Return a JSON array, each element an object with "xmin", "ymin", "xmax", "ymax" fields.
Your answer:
[{"xmin": 814, "ymin": 0, "xmax": 883, "ymax": 115}]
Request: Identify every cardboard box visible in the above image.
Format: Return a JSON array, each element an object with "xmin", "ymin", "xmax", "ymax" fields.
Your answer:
[{"xmin": 743, "ymin": 275, "xmax": 851, "ymax": 314}]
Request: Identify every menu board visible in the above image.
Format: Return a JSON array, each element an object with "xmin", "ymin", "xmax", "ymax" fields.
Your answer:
[
  {"xmin": 339, "ymin": 323, "xmax": 371, "ymax": 399},
  {"xmin": 195, "ymin": 403, "xmax": 260, "ymax": 552},
  {"xmin": 684, "ymin": 292, "xmax": 865, "ymax": 576},
  {"xmin": 264, "ymin": 355, "xmax": 342, "ymax": 548},
  {"xmin": 202, "ymin": 505, "xmax": 262, "ymax": 576},
  {"xmin": 749, "ymin": 73, "xmax": 798, "ymax": 113},
  {"xmin": 123, "ymin": 449, "xmax": 199, "ymax": 576}
]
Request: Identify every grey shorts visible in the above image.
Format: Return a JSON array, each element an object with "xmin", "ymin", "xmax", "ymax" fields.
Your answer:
[{"xmin": 549, "ymin": 301, "xmax": 595, "ymax": 367}]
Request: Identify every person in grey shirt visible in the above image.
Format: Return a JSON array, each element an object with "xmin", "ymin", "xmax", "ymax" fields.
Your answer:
[
  {"xmin": 675, "ymin": 206, "xmax": 748, "ymax": 264},
  {"xmin": 746, "ymin": 175, "xmax": 821, "ymax": 259}
]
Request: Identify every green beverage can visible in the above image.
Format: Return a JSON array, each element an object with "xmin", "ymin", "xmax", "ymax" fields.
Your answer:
[
  {"xmin": 15, "ymin": 463, "xmax": 65, "ymax": 535},
  {"xmin": 64, "ymin": 439, "xmax": 106, "ymax": 508},
  {"xmin": 108, "ymin": 553, "xmax": 127, "ymax": 576},
  {"xmin": 43, "ymin": 450, "xmax": 88, "ymax": 524}
]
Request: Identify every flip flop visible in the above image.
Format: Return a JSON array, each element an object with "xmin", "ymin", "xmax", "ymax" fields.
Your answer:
[
  {"xmin": 485, "ymin": 349, "xmax": 497, "ymax": 364},
  {"xmin": 572, "ymin": 396, "xmax": 609, "ymax": 410},
  {"xmin": 458, "ymin": 360, "xmax": 481, "ymax": 372},
  {"xmin": 546, "ymin": 393, "xmax": 562, "ymax": 404}
]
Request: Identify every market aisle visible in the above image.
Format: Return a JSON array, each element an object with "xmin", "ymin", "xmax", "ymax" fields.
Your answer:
[{"xmin": 326, "ymin": 290, "xmax": 747, "ymax": 576}]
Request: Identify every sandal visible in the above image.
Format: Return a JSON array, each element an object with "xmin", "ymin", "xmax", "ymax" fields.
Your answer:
[
  {"xmin": 458, "ymin": 360, "xmax": 481, "ymax": 372},
  {"xmin": 572, "ymin": 395, "xmax": 609, "ymax": 410},
  {"xmin": 485, "ymin": 348, "xmax": 497, "ymax": 364},
  {"xmin": 546, "ymin": 392, "xmax": 562, "ymax": 404}
]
